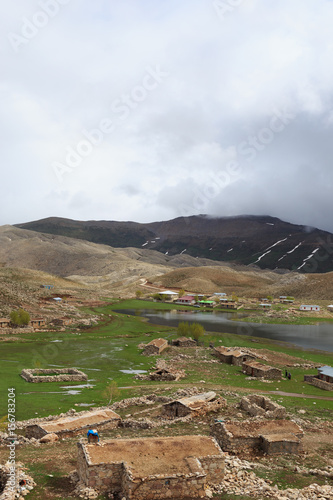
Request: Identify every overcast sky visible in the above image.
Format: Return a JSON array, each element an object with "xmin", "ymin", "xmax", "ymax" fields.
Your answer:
[{"xmin": 1, "ymin": 0, "xmax": 333, "ymax": 231}]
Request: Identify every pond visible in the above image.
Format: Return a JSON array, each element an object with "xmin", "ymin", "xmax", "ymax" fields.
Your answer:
[{"xmin": 116, "ymin": 309, "xmax": 333, "ymax": 353}]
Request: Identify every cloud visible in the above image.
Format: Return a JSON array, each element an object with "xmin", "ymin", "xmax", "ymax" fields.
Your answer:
[{"xmin": 1, "ymin": 0, "xmax": 333, "ymax": 232}]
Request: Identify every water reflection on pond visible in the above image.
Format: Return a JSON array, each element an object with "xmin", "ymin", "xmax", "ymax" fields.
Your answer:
[{"xmin": 116, "ymin": 308, "xmax": 333, "ymax": 353}]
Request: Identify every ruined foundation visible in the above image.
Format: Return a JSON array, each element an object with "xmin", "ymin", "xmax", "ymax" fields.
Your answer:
[
  {"xmin": 26, "ymin": 409, "xmax": 121, "ymax": 439},
  {"xmin": 211, "ymin": 419, "xmax": 303, "ymax": 455},
  {"xmin": 240, "ymin": 394, "xmax": 286, "ymax": 418},
  {"xmin": 20, "ymin": 368, "xmax": 88, "ymax": 383},
  {"xmin": 77, "ymin": 435, "xmax": 225, "ymax": 499}
]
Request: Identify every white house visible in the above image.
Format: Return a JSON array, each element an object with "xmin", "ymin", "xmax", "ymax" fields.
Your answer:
[
  {"xmin": 299, "ymin": 305, "xmax": 320, "ymax": 312},
  {"xmin": 327, "ymin": 305, "xmax": 333, "ymax": 312},
  {"xmin": 158, "ymin": 291, "xmax": 178, "ymax": 300}
]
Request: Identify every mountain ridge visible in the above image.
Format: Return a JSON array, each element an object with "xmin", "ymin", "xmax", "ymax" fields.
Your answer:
[{"xmin": 14, "ymin": 214, "xmax": 333, "ymax": 273}]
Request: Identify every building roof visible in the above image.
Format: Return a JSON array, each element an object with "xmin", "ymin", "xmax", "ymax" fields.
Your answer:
[
  {"xmin": 176, "ymin": 391, "xmax": 216, "ymax": 408},
  {"xmin": 244, "ymin": 361, "xmax": 276, "ymax": 371},
  {"xmin": 146, "ymin": 338, "xmax": 167, "ymax": 348},
  {"xmin": 300, "ymin": 304, "xmax": 320, "ymax": 307},
  {"xmin": 82, "ymin": 435, "xmax": 223, "ymax": 477},
  {"xmin": 215, "ymin": 346, "xmax": 251, "ymax": 358},
  {"xmin": 178, "ymin": 295, "xmax": 195, "ymax": 301},
  {"xmin": 37, "ymin": 409, "xmax": 120, "ymax": 433},
  {"xmin": 0, "ymin": 318, "xmax": 10, "ymax": 322},
  {"xmin": 318, "ymin": 366, "xmax": 333, "ymax": 378},
  {"xmin": 159, "ymin": 290, "xmax": 178, "ymax": 295}
]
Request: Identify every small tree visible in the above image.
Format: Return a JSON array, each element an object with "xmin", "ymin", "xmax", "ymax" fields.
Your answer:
[
  {"xmin": 102, "ymin": 380, "xmax": 120, "ymax": 406},
  {"xmin": 178, "ymin": 289, "xmax": 185, "ymax": 298},
  {"xmin": 177, "ymin": 321, "xmax": 189, "ymax": 337},
  {"xmin": 189, "ymin": 323, "xmax": 205, "ymax": 342},
  {"xmin": 135, "ymin": 290, "xmax": 143, "ymax": 299},
  {"xmin": 10, "ymin": 308, "xmax": 30, "ymax": 326},
  {"xmin": 231, "ymin": 293, "xmax": 238, "ymax": 302},
  {"xmin": 266, "ymin": 295, "xmax": 273, "ymax": 302}
]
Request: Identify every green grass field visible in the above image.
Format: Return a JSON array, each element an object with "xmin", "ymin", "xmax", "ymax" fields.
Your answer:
[{"xmin": 1, "ymin": 299, "xmax": 333, "ymax": 421}]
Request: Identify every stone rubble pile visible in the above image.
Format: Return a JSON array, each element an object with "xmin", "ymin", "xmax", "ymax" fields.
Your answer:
[{"xmin": 213, "ymin": 455, "xmax": 333, "ymax": 500}]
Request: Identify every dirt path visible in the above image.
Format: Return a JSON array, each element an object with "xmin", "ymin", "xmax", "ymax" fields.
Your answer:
[{"xmin": 118, "ymin": 383, "xmax": 333, "ymax": 401}]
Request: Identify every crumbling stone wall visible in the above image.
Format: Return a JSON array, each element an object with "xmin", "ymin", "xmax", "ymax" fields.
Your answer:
[
  {"xmin": 162, "ymin": 397, "xmax": 226, "ymax": 419},
  {"xmin": 26, "ymin": 411, "xmax": 121, "ymax": 439},
  {"xmin": 242, "ymin": 362, "xmax": 282, "ymax": 380},
  {"xmin": 211, "ymin": 420, "xmax": 303, "ymax": 456},
  {"xmin": 172, "ymin": 337, "xmax": 197, "ymax": 347},
  {"xmin": 123, "ymin": 467, "xmax": 207, "ymax": 499},
  {"xmin": 77, "ymin": 442, "xmax": 124, "ymax": 493},
  {"xmin": 261, "ymin": 435, "xmax": 302, "ymax": 455},
  {"xmin": 142, "ymin": 339, "xmax": 168, "ymax": 356},
  {"xmin": 21, "ymin": 368, "xmax": 87, "ymax": 383},
  {"xmin": 77, "ymin": 436, "xmax": 225, "ymax": 499},
  {"xmin": 240, "ymin": 395, "xmax": 286, "ymax": 418},
  {"xmin": 304, "ymin": 375, "xmax": 333, "ymax": 391}
]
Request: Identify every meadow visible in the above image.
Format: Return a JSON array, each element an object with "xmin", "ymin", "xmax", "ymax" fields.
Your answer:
[{"xmin": 1, "ymin": 299, "xmax": 333, "ymax": 421}]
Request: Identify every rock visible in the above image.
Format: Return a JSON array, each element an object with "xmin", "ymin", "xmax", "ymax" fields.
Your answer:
[{"xmin": 40, "ymin": 433, "xmax": 59, "ymax": 443}]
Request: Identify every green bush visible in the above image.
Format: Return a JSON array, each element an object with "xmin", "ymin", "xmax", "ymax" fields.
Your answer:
[{"xmin": 10, "ymin": 308, "xmax": 30, "ymax": 326}]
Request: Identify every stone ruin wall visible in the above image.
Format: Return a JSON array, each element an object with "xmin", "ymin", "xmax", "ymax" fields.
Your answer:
[
  {"xmin": 211, "ymin": 421, "xmax": 303, "ymax": 456},
  {"xmin": 161, "ymin": 397, "xmax": 226, "ymax": 419},
  {"xmin": 77, "ymin": 442, "xmax": 221, "ymax": 499},
  {"xmin": 26, "ymin": 417, "xmax": 120, "ymax": 440},
  {"xmin": 304, "ymin": 375, "xmax": 333, "ymax": 391},
  {"xmin": 123, "ymin": 468, "xmax": 207, "ymax": 500},
  {"xmin": 211, "ymin": 422, "xmax": 261, "ymax": 454},
  {"xmin": 240, "ymin": 395, "xmax": 286, "ymax": 418},
  {"xmin": 77, "ymin": 442, "xmax": 124, "ymax": 493},
  {"xmin": 21, "ymin": 368, "xmax": 88, "ymax": 383},
  {"xmin": 261, "ymin": 436, "xmax": 302, "ymax": 455},
  {"xmin": 242, "ymin": 364, "xmax": 282, "ymax": 380}
]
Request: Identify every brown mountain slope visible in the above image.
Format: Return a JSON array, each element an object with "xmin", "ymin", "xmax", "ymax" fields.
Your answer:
[{"xmin": 150, "ymin": 266, "xmax": 333, "ymax": 301}]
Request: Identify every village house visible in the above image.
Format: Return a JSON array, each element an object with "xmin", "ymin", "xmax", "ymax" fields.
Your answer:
[
  {"xmin": 211, "ymin": 419, "xmax": 303, "ymax": 455},
  {"xmin": 172, "ymin": 336, "xmax": 197, "ymax": 347},
  {"xmin": 219, "ymin": 301, "xmax": 237, "ymax": 309},
  {"xmin": 175, "ymin": 295, "xmax": 196, "ymax": 305},
  {"xmin": 299, "ymin": 304, "xmax": 320, "ymax": 312},
  {"xmin": 142, "ymin": 338, "xmax": 168, "ymax": 355},
  {"xmin": 259, "ymin": 303, "xmax": 272, "ymax": 310},
  {"xmin": 304, "ymin": 365, "xmax": 333, "ymax": 391},
  {"xmin": 197, "ymin": 300, "xmax": 215, "ymax": 307},
  {"xmin": 157, "ymin": 290, "xmax": 178, "ymax": 301},
  {"xmin": 26, "ymin": 409, "xmax": 121, "ymax": 439},
  {"xmin": 161, "ymin": 391, "xmax": 226, "ymax": 418},
  {"xmin": 242, "ymin": 360, "xmax": 282, "ymax": 380},
  {"xmin": 40, "ymin": 284, "xmax": 54, "ymax": 289},
  {"xmin": 327, "ymin": 305, "xmax": 333, "ymax": 312},
  {"xmin": 0, "ymin": 318, "xmax": 10, "ymax": 328},
  {"xmin": 214, "ymin": 346, "xmax": 256, "ymax": 366},
  {"xmin": 76, "ymin": 435, "xmax": 225, "ymax": 499},
  {"xmin": 30, "ymin": 318, "xmax": 46, "ymax": 328},
  {"xmin": 279, "ymin": 296, "xmax": 294, "ymax": 303}
]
